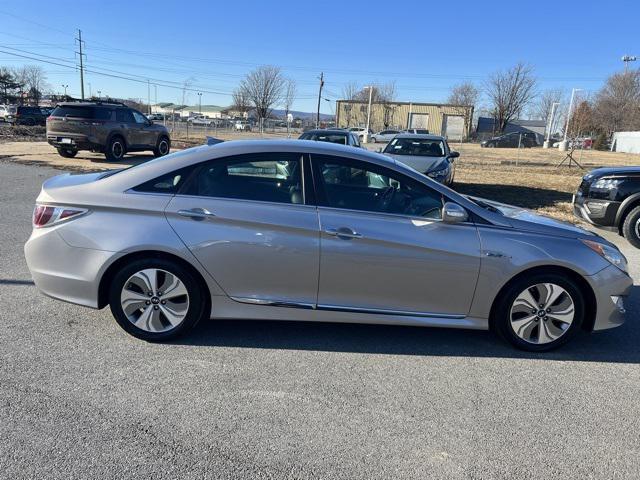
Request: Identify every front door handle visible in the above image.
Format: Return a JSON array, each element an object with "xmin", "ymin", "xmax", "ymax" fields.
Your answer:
[
  {"xmin": 177, "ymin": 208, "xmax": 215, "ymax": 220},
  {"xmin": 325, "ymin": 227, "xmax": 363, "ymax": 239}
]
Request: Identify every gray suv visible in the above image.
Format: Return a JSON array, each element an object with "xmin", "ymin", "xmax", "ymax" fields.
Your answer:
[{"xmin": 46, "ymin": 101, "xmax": 171, "ymax": 161}]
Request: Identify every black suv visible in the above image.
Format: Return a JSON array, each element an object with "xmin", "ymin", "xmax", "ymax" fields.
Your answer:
[
  {"xmin": 6, "ymin": 106, "xmax": 48, "ymax": 126},
  {"xmin": 46, "ymin": 101, "xmax": 171, "ymax": 161},
  {"xmin": 573, "ymin": 167, "xmax": 640, "ymax": 248},
  {"xmin": 481, "ymin": 132, "xmax": 537, "ymax": 148}
]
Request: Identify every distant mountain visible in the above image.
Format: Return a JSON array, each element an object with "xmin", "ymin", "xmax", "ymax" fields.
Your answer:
[{"xmin": 271, "ymin": 109, "xmax": 334, "ymax": 120}]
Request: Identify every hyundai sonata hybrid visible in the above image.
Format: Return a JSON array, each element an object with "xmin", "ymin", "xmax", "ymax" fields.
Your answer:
[{"xmin": 24, "ymin": 140, "xmax": 632, "ymax": 351}]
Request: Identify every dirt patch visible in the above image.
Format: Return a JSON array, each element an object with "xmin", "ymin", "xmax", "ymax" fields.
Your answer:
[{"xmin": 0, "ymin": 125, "xmax": 46, "ymax": 142}]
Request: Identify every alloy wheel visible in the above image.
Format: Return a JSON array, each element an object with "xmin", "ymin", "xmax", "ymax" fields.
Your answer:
[
  {"xmin": 509, "ymin": 283, "xmax": 575, "ymax": 344},
  {"xmin": 112, "ymin": 141, "xmax": 124, "ymax": 159},
  {"xmin": 159, "ymin": 139, "xmax": 169, "ymax": 155},
  {"xmin": 120, "ymin": 268, "xmax": 189, "ymax": 333}
]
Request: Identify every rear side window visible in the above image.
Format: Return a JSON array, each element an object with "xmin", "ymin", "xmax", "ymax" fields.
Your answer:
[
  {"xmin": 133, "ymin": 166, "xmax": 195, "ymax": 194},
  {"xmin": 51, "ymin": 106, "xmax": 112, "ymax": 120},
  {"xmin": 182, "ymin": 153, "xmax": 303, "ymax": 205}
]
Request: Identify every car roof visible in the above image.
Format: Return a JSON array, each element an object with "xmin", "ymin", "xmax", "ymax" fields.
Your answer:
[
  {"xmin": 303, "ymin": 129, "xmax": 350, "ymax": 135},
  {"xmin": 393, "ymin": 133, "xmax": 445, "ymax": 141}
]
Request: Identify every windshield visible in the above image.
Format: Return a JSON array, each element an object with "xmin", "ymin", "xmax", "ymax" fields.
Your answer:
[
  {"xmin": 299, "ymin": 132, "xmax": 347, "ymax": 145},
  {"xmin": 384, "ymin": 138, "xmax": 445, "ymax": 157}
]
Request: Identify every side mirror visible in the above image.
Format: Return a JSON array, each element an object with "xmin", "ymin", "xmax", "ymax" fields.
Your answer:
[
  {"xmin": 448, "ymin": 151, "xmax": 460, "ymax": 160},
  {"xmin": 442, "ymin": 202, "xmax": 468, "ymax": 223}
]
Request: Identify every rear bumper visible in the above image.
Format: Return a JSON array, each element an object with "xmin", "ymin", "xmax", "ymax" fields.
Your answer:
[
  {"xmin": 587, "ymin": 264, "xmax": 633, "ymax": 331},
  {"xmin": 47, "ymin": 133, "xmax": 101, "ymax": 151},
  {"xmin": 24, "ymin": 226, "xmax": 115, "ymax": 309}
]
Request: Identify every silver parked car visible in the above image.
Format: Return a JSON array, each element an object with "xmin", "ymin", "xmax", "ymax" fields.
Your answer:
[
  {"xmin": 25, "ymin": 140, "xmax": 632, "ymax": 351},
  {"xmin": 371, "ymin": 130, "xmax": 400, "ymax": 143},
  {"xmin": 382, "ymin": 134, "xmax": 459, "ymax": 185}
]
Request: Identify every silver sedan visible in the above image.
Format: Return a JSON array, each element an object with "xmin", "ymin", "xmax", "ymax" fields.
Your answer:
[{"xmin": 24, "ymin": 140, "xmax": 632, "ymax": 351}]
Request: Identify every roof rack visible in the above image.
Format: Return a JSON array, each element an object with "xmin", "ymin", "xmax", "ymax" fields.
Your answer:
[{"xmin": 60, "ymin": 99, "xmax": 128, "ymax": 107}]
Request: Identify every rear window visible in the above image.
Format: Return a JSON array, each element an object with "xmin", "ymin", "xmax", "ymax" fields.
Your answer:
[
  {"xmin": 51, "ymin": 106, "xmax": 112, "ymax": 120},
  {"xmin": 299, "ymin": 132, "xmax": 348, "ymax": 145}
]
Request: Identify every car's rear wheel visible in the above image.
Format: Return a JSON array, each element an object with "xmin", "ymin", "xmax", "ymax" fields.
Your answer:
[
  {"xmin": 105, "ymin": 136, "xmax": 126, "ymax": 161},
  {"xmin": 153, "ymin": 136, "xmax": 170, "ymax": 157},
  {"xmin": 57, "ymin": 147, "xmax": 77, "ymax": 158},
  {"xmin": 621, "ymin": 205, "xmax": 640, "ymax": 249},
  {"xmin": 493, "ymin": 273, "xmax": 584, "ymax": 351},
  {"xmin": 108, "ymin": 258, "xmax": 206, "ymax": 341}
]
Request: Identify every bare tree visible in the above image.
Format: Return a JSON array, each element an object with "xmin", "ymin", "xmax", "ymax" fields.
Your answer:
[
  {"xmin": 532, "ymin": 88, "xmax": 564, "ymax": 123},
  {"xmin": 593, "ymin": 70, "xmax": 640, "ymax": 134},
  {"xmin": 352, "ymin": 82, "xmax": 397, "ymax": 129},
  {"xmin": 485, "ymin": 63, "xmax": 537, "ymax": 133},
  {"xmin": 240, "ymin": 65, "xmax": 285, "ymax": 132},
  {"xmin": 340, "ymin": 81, "xmax": 359, "ymax": 126},
  {"xmin": 447, "ymin": 82, "xmax": 479, "ymax": 107},
  {"xmin": 282, "ymin": 78, "xmax": 297, "ymax": 136},
  {"xmin": 232, "ymin": 86, "xmax": 252, "ymax": 118},
  {"xmin": 12, "ymin": 65, "xmax": 48, "ymax": 105},
  {"xmin": 568, "ymin": 100, "xmax": 595, "ymax": 139}
]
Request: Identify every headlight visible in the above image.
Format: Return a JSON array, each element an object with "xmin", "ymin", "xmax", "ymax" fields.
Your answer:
[
  {"xmin": 591, "ymin": 178, "xmax": 623, "ymax": 190},
  {"xmin": 581, "ymin": 239, "xmax": 628, "ymax": 273},
  {"xmin": 427, "ymin": 162, "xmax": 450, "ymax": 180}
]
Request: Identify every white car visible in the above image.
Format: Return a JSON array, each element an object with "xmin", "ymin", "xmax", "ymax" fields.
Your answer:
[
  {"xmin": 371, "ymin": 129, "xmax": 401, "ymax": 143},
  {"xmin": 234, "ymin": 121, "xmax": 251, "ymax": 131},
  {"xmin": 188, "ymin": 115, "xmax": 214, "ymax": 126},
  {"xmin": 348, "ymin": 127, "xmax": 373, "ymax": 140},
  {"xmin": 0, "ymin": 104, "xmax": 16, "ymax": 122}
]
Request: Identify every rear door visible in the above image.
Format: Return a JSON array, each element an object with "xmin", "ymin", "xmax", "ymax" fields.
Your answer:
[
  {"xmin": 130, "ymin": 110, "xmax": 154, "ymax": 147},
  {"xmin": 311, "ymin": 153, "xmax": 481, "ymax": 316},
  {"xmin": 165, "ymin": 152, "xmax": 320, "ymax": 306}
]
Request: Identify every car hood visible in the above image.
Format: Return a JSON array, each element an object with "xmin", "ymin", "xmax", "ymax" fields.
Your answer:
[
  {"xmin": 469, "ymin": 196, "xmax": 600, "ymax": 240},
  {"xmin": 385, "ymin": 154, "xmax": 446, "ymax": 173},
  {"xmin": 583, "ymin": 166, "xmax": 640, "ymax": 180}
]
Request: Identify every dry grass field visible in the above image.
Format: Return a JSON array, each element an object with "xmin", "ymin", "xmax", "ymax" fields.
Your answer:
[{"xmin": 2, "ymin": 130, "xmax": 639, "ymax": 223}]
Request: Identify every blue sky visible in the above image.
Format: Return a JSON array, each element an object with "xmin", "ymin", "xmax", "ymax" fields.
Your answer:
[{"xmin": 0, "ymin": 0, "xmax": 637, "ymax": 114}]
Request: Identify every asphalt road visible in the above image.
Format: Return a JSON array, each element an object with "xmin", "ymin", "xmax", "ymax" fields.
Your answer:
[{"xmin": 1, "ymin": 160, "xmax": 639, "ymax": 479}]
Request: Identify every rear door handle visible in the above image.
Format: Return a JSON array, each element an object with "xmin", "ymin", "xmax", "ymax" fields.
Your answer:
[
  {"xmin": 177, "ymin": 208, "xmax": 215, "ymax": 220},
  {"xmin": 325, "ymin": 227, "xmax": 363, "ymax": 239}
]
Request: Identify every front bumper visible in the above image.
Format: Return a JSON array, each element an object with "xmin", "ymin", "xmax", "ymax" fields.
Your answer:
[
  {"xmin": 587, "ymin": 264, "xmax": 633, "ymax": 331},
  {"xmin": 24, "ymin": 226, "xmax": 115, "ymax": 309},
  {"xmin": 573, "ymin": 193, "xmax": 620, "ymax": 230}
]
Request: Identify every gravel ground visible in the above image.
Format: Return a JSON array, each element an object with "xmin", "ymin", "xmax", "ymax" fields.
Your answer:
[{"xmin": 1, "ymin": 160, "xmax": 639, "ymax": 479}]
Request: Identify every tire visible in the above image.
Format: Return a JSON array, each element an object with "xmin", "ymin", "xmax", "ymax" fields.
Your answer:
[
  {"xmin": 492, "ymin": 272, "xmax": 585, "ymax": 351},
  {"xmin": 105, "ymin": 135, "xmax": 126, "ymax": 161},
  {"xmin": 153, "ymin": 136, "xmax": 171, "ymax": 157},
  {"xmin": 108, "ymin": 258, "xmax": 206, "ymax": 341},
  {"xmin": 622, "ymin": 205, "xmax": 640, "ymax": 249},
  {"xmin": 487, "ymin": 143, "xmax": 495, "ymax": 148},
  {"xmin": 57, "ymin": 147, "xmax": 77, "ymax": 158}
]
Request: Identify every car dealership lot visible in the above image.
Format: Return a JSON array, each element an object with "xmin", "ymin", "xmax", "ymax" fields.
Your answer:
[{"xmin": 1, "ymin": 159, "xmax": 640, "ymax": 478}]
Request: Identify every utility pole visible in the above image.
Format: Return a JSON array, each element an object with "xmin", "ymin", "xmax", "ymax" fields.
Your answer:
[
  {"xmin": 88, "ymin": 82, "xmax": 92, "ymax": 98},
  {"xmin": 198, "ymin": 92, "xmax": 202, "ymax": 114},
  {"xmin": 76, "ymin": 29, "xmax": 85, "ymax": 100},
  {"xmin": 154, "ymin": 84, "xmax": 157, "ymax": 106},
  {"xmin": 365, "ymin": 85, "xmax": 373, "ymax": 143},
  {"xmin": 316, "ymin": 72, "xmax": 324, "ymax": 129},
  {"xmin": 147, "ymin": 79, "xmax": 151, "ymax": 114}
]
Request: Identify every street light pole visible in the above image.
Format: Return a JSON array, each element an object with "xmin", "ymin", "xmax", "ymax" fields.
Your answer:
[
  {"xmin": 61, "ymin": 84, "xmax": 68, "ymax": 97},
  {"xmin": 544, "ymin": 101, "xmax": 560, "ymax": 148},
  {"xmin": 563, "ymin": 88, "xmax": 582, "ymax": 143},
  {"xmin": 198, "ymin": 92, "xmax": 202, "ymax": 114},
  {"xmin": 364, "ymin": 85, "xmax": 373, "ymax": 143}
]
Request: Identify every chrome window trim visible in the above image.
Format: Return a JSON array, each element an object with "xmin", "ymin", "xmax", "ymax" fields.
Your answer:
[{"xmin": 172, "ymin": 193, "xmax": 317, "ymax": 211}]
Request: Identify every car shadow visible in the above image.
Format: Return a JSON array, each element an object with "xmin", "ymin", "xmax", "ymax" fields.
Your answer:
[
  {"xmin": 176, "ymin": 286, "xmax": 640, "ymax": 364},
  {"xmin": 454, "ymin": 182, "xmax": 572, "ymax": 211}
]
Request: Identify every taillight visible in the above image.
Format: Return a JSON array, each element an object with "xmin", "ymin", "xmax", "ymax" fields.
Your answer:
[{"xmin": 32, "ymin": 204, "xmax": 88, "ymax": 228}]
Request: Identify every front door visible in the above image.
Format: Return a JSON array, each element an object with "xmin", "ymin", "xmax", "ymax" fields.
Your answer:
[
  {"xmin": 311, "ymin": 154, "xmax": 481, "ymax": 316},
  {"xmin": 165, "ymin": 152, "xmax": 320, "ymax": 306}
]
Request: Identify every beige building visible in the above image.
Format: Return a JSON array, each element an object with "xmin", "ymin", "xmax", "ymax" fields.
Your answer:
[{"xmin": 336, "ymin": 100, "xmax": 474, "ymax": 141}]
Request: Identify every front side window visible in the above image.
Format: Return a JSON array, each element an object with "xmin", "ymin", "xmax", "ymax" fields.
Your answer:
[
  {"xmin": 313, "ymin": 155, "xmax": 442, "ymax": 219},
  {"xmin": 183, "ymin": 153, "xmax": 304, "ymax": 205},
  {"xmin": 116, "ymin": 109, "xmax": 135, "ymax": 123},
  {"xmin": 383, "ymin": 138, "xmax": 445, "ymax": 157},
  {"xmin": 132, "ymin": 111, "xmax": 148, "ymax": 124}
]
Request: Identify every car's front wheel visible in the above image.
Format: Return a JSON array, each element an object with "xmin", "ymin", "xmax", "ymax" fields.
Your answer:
[
  {"xmin": 493, "ymin": 273, "xmax": 584, "ymax": 351},
  {"xmin": 622, "ymin": 205, "xmax": 640, "ymax": 249},
  {"xmin": 108, "ymin": 258, "xmax": 206, "ymax": 341}
]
